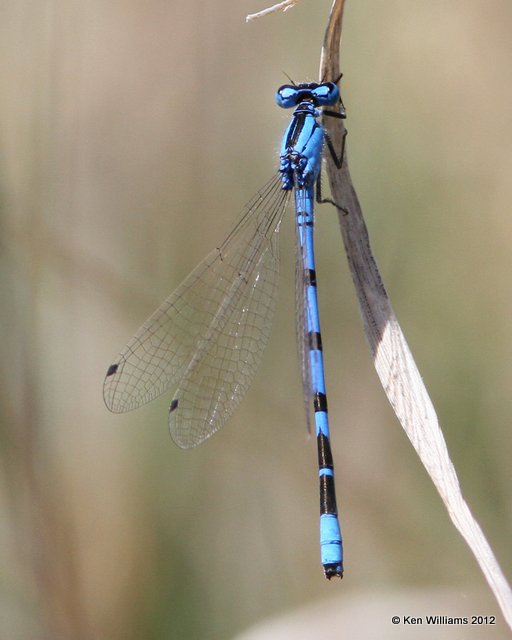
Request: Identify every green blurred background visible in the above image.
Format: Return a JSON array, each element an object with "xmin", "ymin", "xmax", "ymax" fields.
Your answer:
[{"xmin": 1, "ymin": 0, "xmax": 511, "ymax": 638}]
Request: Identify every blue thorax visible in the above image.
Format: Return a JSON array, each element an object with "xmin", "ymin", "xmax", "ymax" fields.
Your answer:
[{"xmin": 275, "ymin": 82, "xmax": 340, "ymax": 190}]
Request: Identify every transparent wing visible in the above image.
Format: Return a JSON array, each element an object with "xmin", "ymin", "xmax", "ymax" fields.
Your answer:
[
  {"xmin": 294, "ymin": 189, "xmax": 314, "ymax": 433},
  {"xmin": 104, "ymin": 175, "xmax": 290, "ymax": 447},
  {"xmin": 295, "ymin": 225, "xmax": 313, "ymax": 433}
]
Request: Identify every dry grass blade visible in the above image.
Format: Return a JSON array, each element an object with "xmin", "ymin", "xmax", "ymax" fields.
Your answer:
[
  {"xmin": 246, "ymin": 0, "xmax": 300, "ymax": 22},
  {"xmin": 319, "ymin": 0, "xmax": 512, "ymax": 627}
]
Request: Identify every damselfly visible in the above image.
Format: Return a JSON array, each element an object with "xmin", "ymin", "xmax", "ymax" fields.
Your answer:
[{"xmin": 104, "ymin": 81, "xmax": 347, "ymax": 579}]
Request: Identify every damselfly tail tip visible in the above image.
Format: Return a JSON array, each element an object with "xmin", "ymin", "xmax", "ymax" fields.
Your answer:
[{"xmin": 324, "ymin": 564, "xmax": 344, "ymax": 580}]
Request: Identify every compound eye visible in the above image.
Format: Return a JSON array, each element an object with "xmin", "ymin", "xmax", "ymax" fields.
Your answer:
[
  {"xmin": 275, "ymin": 85, "xmax": 299, "ymax": 108},
  {"xmin": 312, "ymin": 82, "xmax": 340, "ymax": 106}
]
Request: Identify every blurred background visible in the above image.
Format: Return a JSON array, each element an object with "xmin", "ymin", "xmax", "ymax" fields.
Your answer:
[{"xmin": 1, "ymin": 0, "xmax": 511, "ymax": 638}]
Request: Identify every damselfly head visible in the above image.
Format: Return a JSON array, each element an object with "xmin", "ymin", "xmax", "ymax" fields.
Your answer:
[{"xmin": 275, "ymin": 82, "xmax": 340, "ymax": 109}]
